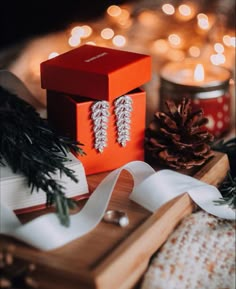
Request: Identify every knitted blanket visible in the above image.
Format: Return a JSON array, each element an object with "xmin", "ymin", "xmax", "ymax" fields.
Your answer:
[{"xmin": 141, "ymin": 211, "xmax": 236, "ymax": 289}]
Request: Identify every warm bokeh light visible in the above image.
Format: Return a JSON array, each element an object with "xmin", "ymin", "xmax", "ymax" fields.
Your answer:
[
  {"xmin": 178, "ymin": 4, "xmax": 191, "ymax": 16},
  {"xmin": 71, "ymin": 26, "xmax": 84, "ymax": 37},
  {"xmin": 101, "ymin": 28, "xmax": 115, "ymax": 40},
  {"xmin": 117, "ymin": 8, "xmax": 130, "ymax": 25},
  {"xmin": 197, "ymin": 13, "xmax": 208, "ymax": 20},
  {"xmin": 214, "ymin": 43, "xmax": 224, "ymax": 54},
  {"xmin": 188, "ymin": 46, "xmax": 201, "ymax": 57},
  {"xmin": 71, "ymin": 25, "xmax": 92, "ymax": 38},
  {"xmin": 112, "ymin": 35, "xmax": 126, "ymax": 47},
  {"xmin": 107, "ymin": 5, "xmax": 122, "ymax": 17},
  {"xmin": 167, "ymin": 49, "xmax": 185, "ymax": 61},
  {"xmin": 222, "ymin": 35, "xmax": 231, "ymax": 46},
  {"xmin": 194, "ymin": 64, "xmax": 205, "ymax": 82},
  {"xmin": 119, "ymin": 18, "xmax": 133, "ymax": 29},
  {"xmin": 223, "ymin": 35, "xmax": 232, "ymax": 46},
  {"xmin": 176, "ymin": 3, "xmax": 196, "ymax": 21},
  {"xmin": 152, "ymin": 39, "xmax": 169, "ymax": 54},
  {"xmin": 81, "ymin": 25, "xmax": 93, "ymax": 38},
  {"xmin": 230, "ymin": 37, "xmax": 236, "ymax": 47},
  {"xmin": 68, "ymin": 36, "xmax": 81, "ymax": 47},
  {"xmin": 48, "ymin": 52, "xmax": 59, "ymax": 59},
  {"xmin": 210, "ymin": 54, "xmax": 226, "ymax": 65},
  {"xmin": 197, "ymin": 13, "xmax": 209, "ymax": 30},
  {"xmin": 162, "ymin": 4, "xmax": 175, "ymax": 15},
  {"xmin": 168, "ymin": 34, "xmax": 181, "ymax": 47},
  {"xmin": 86, "ymin": 41, "xmax": 96, "ymax": 45},
  {"xmin": 138, "ymin": 10, "xmax": 158, "ymax": 27},
  {"xmin": 5, "ymin": 0, "xmax": 234, "ymax": 125}
]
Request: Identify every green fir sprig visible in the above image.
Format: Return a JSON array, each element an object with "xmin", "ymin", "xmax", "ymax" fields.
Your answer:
[
  {"xmin": 0, "ymin": 86, "xmax": 85, "ymax": 226},
  {"xmin": 212, "ymin": 137, "xmax": 236, "ymax": 176},
  {"xmin": 214, "ymin": 172, "xmax": 236, "ymax": 209},
  {"xmin": 211, "ymin": 137, "xmax": 236, "ymax": 210}
]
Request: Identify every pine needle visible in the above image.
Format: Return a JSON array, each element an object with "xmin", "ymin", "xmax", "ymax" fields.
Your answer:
[
  {"xmin": 211, "ymin": 137, "xmax": 236, "ymax": 209},
  {"xmin": 0, "ymin": 86, "xmax": 85, "ymax": 226},
  {"xmin": 214, "ymin": 172, "xmax": 236, "ymax": 210}
]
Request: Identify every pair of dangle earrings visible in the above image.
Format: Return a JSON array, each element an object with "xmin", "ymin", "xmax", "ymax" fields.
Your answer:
[{"xmin": 91, "ymin": 95, "xmax": 133, "ymax": 153}]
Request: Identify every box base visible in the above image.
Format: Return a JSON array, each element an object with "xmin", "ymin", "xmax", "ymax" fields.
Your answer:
[{"xmin": 47, "ymin": 89, "xmax": 146, "ymax": 175}]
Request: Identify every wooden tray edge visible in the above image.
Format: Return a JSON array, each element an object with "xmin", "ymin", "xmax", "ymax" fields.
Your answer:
[{"xmin": 92, "ymin": 152, "xmax": 229, "ymax": 289}]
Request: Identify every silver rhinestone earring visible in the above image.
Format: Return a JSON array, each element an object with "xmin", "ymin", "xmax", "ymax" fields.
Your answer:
[
  {"xmin": 114, "ymin": 95, "xmax": 133, "ymax": 147},
  {"xmin": 91, "ymin": 101, "xmax": 110, "ymax": 153}
]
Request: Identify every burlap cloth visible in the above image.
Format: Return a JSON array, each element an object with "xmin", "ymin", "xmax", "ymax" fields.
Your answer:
[{"xmin": 141, "ymin": 211, "xmax": 235, "ymax": 289}]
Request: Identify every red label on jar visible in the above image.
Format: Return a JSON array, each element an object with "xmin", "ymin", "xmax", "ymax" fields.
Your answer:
[{"xmin": 192, "ymin": 93, "xmax": 231, "ymax": 138}]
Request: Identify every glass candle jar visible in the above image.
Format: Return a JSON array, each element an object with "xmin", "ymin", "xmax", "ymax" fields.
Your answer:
[{"xmin": 159, "ymin": 59, "xmax": 232, "ymax": 138}]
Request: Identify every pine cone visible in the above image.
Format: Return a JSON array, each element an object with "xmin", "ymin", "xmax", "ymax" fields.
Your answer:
[
  {"xmin": 146, "ymin": 98, "xmax": 214, "ymax": 169},
  {"xmin": 0, "ymin": 245, "xmax": 38, "ymax": 289}
]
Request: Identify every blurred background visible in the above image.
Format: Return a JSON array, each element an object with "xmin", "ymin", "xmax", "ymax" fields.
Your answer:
[
  {"xmin": 0, "ymin": 1, "xmax": 130, "ymax": 48},
  {"xmin": 0, "ymin": 0, "xmax": 235, "ymax": 133}
]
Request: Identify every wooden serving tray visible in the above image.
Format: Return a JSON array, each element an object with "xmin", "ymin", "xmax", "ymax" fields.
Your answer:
[{"xmin": 0, "ymin": 152, "xmax": 229, "ymax": 289}]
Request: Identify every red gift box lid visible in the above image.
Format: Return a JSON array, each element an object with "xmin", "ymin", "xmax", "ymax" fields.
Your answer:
[{"xmin": 41, "ymin": 45, "xmax": 151, "ymax": 101}]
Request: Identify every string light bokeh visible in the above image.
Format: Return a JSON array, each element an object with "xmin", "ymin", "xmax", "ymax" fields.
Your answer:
[{"xmin": 8, "ymin": 0, "xmax": 235, "ymax": 126}]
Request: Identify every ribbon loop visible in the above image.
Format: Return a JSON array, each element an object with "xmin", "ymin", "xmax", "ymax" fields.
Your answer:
[{"xmin": 0, "ymin": 161, "xmax": 235, "ymax": 251}]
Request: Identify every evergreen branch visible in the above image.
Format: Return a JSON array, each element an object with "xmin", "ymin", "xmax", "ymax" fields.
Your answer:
[
  {"xmin": 214, "ymin": 172, "xmax": 236, "ymax": 210},
  {"xmin": 211, "ymin": 137, "xmax": 236, "ymax": 177},
  {"xmin": 0, "ymin": 86, "xmax": 85, "ymax": 226},
  {"xmin": 211, "ymin": 137, "xmax": 236, "ymax": 155},
  {"xmin": 211, "ymin": 138, "xmax": 236, "ymax": 209}
]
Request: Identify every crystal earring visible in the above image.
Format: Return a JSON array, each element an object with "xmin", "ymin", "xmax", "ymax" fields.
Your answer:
[
  {"xmin": 91, "ymin": 101, "xmax": 110, "ymax": 153},
  {"xmin": 114, "ymin": 95, "xmax": 133, "ymax": 147}
]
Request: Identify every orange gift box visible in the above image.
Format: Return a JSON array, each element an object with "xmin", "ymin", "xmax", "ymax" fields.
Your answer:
[
  {"xmin": 41, "ymin": 44, "xmax": 151, "ymax": 101},
  {"xmin": 47, "ymin": 89, "xmax": 146, "ymax": 175}
]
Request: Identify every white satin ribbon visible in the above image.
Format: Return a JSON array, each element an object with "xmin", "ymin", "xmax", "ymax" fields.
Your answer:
[{"xmin": 0, "ymin": 161, "xmax": 235, "ymax": 251}]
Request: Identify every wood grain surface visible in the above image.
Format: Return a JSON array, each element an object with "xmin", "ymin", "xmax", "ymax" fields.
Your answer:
[{"xmin": 0, "ymin": 152, "xmax": 229, "ymax": 289}]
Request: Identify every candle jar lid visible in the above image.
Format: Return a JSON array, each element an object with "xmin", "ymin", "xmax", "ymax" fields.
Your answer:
[{"xmin": 160, "ymin": 60, "xmax": 232, "ymax": 99}]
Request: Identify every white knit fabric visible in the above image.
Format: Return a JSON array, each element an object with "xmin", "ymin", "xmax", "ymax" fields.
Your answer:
[{"xmin": 141, "ymin": 211, "xmax": 236, "ymax": 289}]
